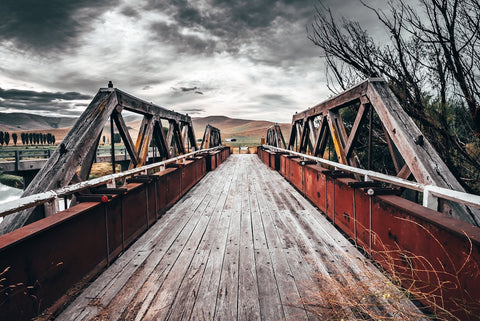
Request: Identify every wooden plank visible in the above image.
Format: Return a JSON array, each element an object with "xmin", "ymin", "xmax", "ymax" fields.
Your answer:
[
  {"xmin": 214, "ymin": 176, "xmax": 241, "ymax": 320},
  {"xmin": 254, "ymin": 155, "xmax": 424, "ymax": 319},
  {"xmin": 165, "ymin": 249, "xmax": 210, "ymax": 320},
  {"xmin": 116, "ymin": 194, "xmax": 213, "ymax": 320},
  {"xmin": 144, "ymin": 159, "xmax": 235, "ymax": 320},
  {"xmin": 57, "ymin": 164, "xmax": 224, "ymax": 320},
  {"xmin": 140, "ymin": 209, "xmax": 214, "ymax": 320},
  {"xmin": 238, "ymin": 166, "xmax": 261, "ymax": 321},
  {"xmin": 189, "ymin": 158, "xmax": 238, "ymax": 320},
  {"xmin": 59, "ymin": 155, "xmax": 426, "ymax": 320},
  {"xmin": 255, "ymin": 249, "xmax": 285, "ymax": 321},
  {"xmin": 119, "ymin": 161, "xmax": 233, "ymax": 320}
]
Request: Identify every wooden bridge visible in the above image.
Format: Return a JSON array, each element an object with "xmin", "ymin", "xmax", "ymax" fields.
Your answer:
[{"xmin": 1, "ymin": 79, "xmax": 480, "ymax": 320}]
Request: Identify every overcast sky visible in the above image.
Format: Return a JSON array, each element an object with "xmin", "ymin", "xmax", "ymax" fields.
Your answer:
[{"xmin": 0, "ymin": 0, "xmax": 385, "ymax": 123}]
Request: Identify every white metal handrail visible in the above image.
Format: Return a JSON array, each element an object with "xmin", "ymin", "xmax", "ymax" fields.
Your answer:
[
  {"xmin": 262, "ymin": 145, "xmax": 480, "ymax": 210},
  {"xmin": 0, "ymin": 146, "xmax": 224, "ymax": 218}
]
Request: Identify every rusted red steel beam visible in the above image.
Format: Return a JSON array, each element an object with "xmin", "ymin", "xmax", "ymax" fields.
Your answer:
[
  {"xmin": 257, "ymin": 148, "xmax": 480, "ymax": 320},
  {"xmin": 0, "ymin": 148, "xmax": 230, "ymax": 321}
]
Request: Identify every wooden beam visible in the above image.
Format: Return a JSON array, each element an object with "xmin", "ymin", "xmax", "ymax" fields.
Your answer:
[
  {"xmin": 292, "ymin": 80, "xmax": 369, "ymax": 122},
  {"xmin": 166, "ymin": 121, "xmax": 176, "ymax": 153},
  {"xmin": 397, "ymin": 164, "xmax": 412, "ymax": 180},
  {"xmin": 326, "ymin": 111, "xmax": 348, "ymax": 164},
  {"xmin": 152, "ymin": 121, "xmax": 169, "ymax": 159},
  {"xmin": 345, "ymin": 103, "xmax": 368, "ymax": 158},
  {"xmin": 313, "ymin": 116, "xmax": 329, "ymax": 157},
  {"xmin": 186, "ymin": 121, "xmax": 198, "ymax": 151},
  {"xmin": 171, "ymin": 121, "xmax": 185, "ymax": 155},
  {"xmin": 112, "ymin": 110, "xmax": 140, "ymax": 166},
  {"xmin": 295, "ymin": 122, "xmax": 303, "ymax": 152},
  {"xmin": 0, "ymin": 89, "xmax": 119, "ymax": 234},
  {"xmin": 78, "ymin": 134, "xmax": 102, "ymax": 181},
  {"xmin": 299, "ymin": 121, "xmax": 309, "ymax": 153},
  {"xmin": 366, "ymin": 79, "xmax": 480, "ymax": 225},
  {"xmin": 134, "ymin": 115, "xmax": 154, "ymax": 167},
  {"xmin": 115, "ymin": 89, "xmax": 190, "ymax": 123},
  {"xmin": 287, "ymin": 121, "xmax": 298, "ymax": 150}
]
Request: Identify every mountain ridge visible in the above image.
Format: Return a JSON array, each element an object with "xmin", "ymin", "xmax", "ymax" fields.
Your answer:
[{"xmin": 0, "ymin": 112, "xmax": 291, "ymax": 145}]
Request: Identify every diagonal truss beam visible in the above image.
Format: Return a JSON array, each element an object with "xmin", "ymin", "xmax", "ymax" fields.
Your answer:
[
  {"xmin": 0, "ymin": 86, "xmax": 200, "ymax": 235},
  {"xmin": 200, "ymin": 124, "xmax": 222, "ymax": 149},
  {"xmin": 283, "ymin": 78, "xmax": 480, "ymax": 226},
  {"xmin": 266, "ymin": 124, "xmax": 287, "ymax": 149}
]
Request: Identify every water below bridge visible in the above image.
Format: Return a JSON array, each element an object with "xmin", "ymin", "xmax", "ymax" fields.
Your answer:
[{"xmin": 58, "ymin": 154, "xmax": 424, "ymax": 320}]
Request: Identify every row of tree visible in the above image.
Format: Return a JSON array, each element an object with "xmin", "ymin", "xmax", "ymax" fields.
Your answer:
[
  {"xmin": 308, "ymin": 0, "xmax": 480, "ymax": 193},
  {"xmin": 0, "ymin": 131, "xmax": 56, "ymax": 146}
]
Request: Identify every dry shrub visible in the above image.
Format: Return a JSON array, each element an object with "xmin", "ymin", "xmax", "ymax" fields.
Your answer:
[{"xmin": 295, "ymin": 218, "xmax": 480, "ymax": 320}]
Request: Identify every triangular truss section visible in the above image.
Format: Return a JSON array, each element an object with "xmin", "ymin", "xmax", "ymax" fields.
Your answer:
[
  {"xmin": 266, "ymin": 124, "xmax": 286, "ymax": 149},
  {"xmin": 200, "ymin": 124, "xmax": 222, "ymax": 149},
  {"xmin": 0, "ymin": 86, "xmax": 197, "ymax": 234},
  {"xmin": 284, "ymin": 78, "xmax": 479, "ymax": 226}
]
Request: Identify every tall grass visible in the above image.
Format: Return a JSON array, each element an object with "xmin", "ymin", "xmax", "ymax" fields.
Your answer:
[{"xmin": 294, "ymin": 218, "xmax": 480, "ymax": 320}]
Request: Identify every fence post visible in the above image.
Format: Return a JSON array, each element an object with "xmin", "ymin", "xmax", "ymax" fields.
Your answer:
[{"xmin": 15, "ymin": 150, "xmax": 20, "ymax": 172}]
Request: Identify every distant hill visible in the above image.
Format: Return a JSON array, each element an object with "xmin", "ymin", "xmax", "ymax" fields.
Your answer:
[
  {"xmin": 0, "ymin": 112, "xmax": 76, "ymax": 131},
  {"xmin": 0, "ymin": 112, "xmax": 291, "ymax": 146},
  {"xmin": 192, "ymin": 115, "xmax": 291, "ymax": 144}
]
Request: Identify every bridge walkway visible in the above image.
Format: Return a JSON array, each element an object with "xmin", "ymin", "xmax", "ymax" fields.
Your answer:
[{"xmin": 58, "ymin": 154, "xmax": 423, "ymax": 320}]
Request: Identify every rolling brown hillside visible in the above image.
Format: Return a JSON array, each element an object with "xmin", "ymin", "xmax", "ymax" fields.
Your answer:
[
  {"xmin": 0, "ymin": 113, "xmax": 291, "ymax": 146},
  {"xmin": 193, "ymin": 116, "xmax": 291, "ymax": 144}
]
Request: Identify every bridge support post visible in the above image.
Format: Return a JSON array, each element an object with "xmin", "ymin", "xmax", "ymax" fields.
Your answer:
[{"xmin": 422, "ymin": 186, "xmax": 439, "ymax": 211}]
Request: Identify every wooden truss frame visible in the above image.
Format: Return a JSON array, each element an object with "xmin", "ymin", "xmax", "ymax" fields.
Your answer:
[
  {"xmin": 200, "ymin": 124, "xmax": 222, "ymax": 149},
  {"xmin": 266, "ymin": 124, "xmax": 286, "ymax": 149},
  {"xmin": 285, "ymin": 78, "xmax": 480, "ymax": 225},
  {"xmin": 1, "ymin": 86, "xmax": 198, "ymax": 234}
]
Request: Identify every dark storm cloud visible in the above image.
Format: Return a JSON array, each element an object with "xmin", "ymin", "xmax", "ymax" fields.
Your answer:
[
  {"xmin": 0, "ymin": 87, "xmax": 91, "ymax": 115},
  {"xmin": 0, "ymin": 88, "xmax": 91, "ymax": 101},
  {"xmin": 171, "ymin": 86, "xmax": 206, "ymax": 96},
  {"xmin": 0, "ymin": 0, "xmax": 119, "ymax": 53},
  {"xmin": 121, "ymin": 6, "xmax": 140, "ymax": 18},
  {"xmin": 146, "ymin": 0, "xmax": 316, "ymax": 60},
  {"xmin": 257, "ymin": 93, "xmax": 295, "ymax": 105},
  {"xmin": 150, "ymin": 21, "xmax": 218, "ymax": 55},
  {"xmin": 180, "ymin": 86, "xmax": 198, "ymax": 92},
  {"xmin": 180, "ymin": 107, "xmax": 205, "ymax": 115}
]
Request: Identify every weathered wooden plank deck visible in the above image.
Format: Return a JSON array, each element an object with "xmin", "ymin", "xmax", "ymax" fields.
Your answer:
[{"xmin": 58, "ymin": 154, "xmax": 424, "ymax": 320}]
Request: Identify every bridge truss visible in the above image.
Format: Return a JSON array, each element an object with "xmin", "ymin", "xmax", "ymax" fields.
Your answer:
[
  {"xmin": 0, "ymin": 84, "xmax": 212, "ymax": 234},
  {"xmin": 266, "ymin": 123, "xmax": 286, "ymax": 149},
  {"xmin": 200, "ymin": 124, "xmax": 222, "ymax": 149},
  {"xmin": 272, "ymin": 78, "xmax": 479, "ymax": 226}
]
